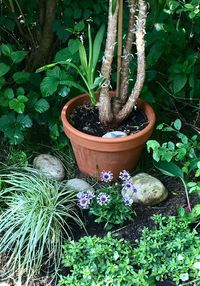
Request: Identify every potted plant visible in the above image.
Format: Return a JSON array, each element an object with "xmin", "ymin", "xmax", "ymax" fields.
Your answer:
[{"xmin": 39, "ymin": 0, "xmax": 156, "ymax": 179}]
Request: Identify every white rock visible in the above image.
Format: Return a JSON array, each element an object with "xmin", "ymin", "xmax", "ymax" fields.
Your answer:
[
  {"xmin": 0, "ymin": 283, "xmax": 10, "ymax": 286},
  {"xmin": 33, "ymin": 154, "xmax": 65, "ymax": 181},
  {"xmin": 102, "ymin": 131, "xmax": 127, "ymax": 138},
  {"xmin": 121, "ymin": 173, "xmax": 168, "ymax": 206},
  {"xmin": 65, "ymin": 179, "xmax": 94, "ymax": 193}
]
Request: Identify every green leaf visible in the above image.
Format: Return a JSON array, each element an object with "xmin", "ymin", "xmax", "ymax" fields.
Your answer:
[
  {"xmin": 17, "ymin": 114, "xmax": 32, "ymax": 128},
  {"xmin": 0, "ymin": 63, "xmax": 10, "ymax": 77},
  {"xmin": 4, "ymin": 88, "xmax": 14, "ymax": 99},
  {"xmin": 0, "ymin": 77, "xmax": 6, "ymax": 88},
  {"xmin": 173, "ymin": 119, "xmax": 182, "ymax": 130},
  {"xmin": 153, "ymin": 160, "xmax": 183, "ymax": 178},
  {"xmin": 74, "ymin": 20, "xmax": 85, "ymax": 32},
  {"xmin": 68, "ymin": 39, "xmax": 80, "ymax": 54},
  {"xmin": 59, "ymin": 79, "xmax": 86, "ymax": 93},
  {"xmin": 58, "ymin": 86, "xmax": 70, "ymax": 97},
  {"xmin": 9, "ymin": 98, "xmax": 26, "ymax": 113},
  {"xmin": 40, "ymin": 77, "xmax": 59, "ymax": 97},
  {"xmin": 112, "ymin": 0, "xmax": 118, "ymax": 14},
  {"xmin": 79, "ymin": 42, "xmax": 88, "ymax": 73},
  {"xmin": 34, "ymin": 99, "xmax": 50, "ymax": 113},
  {"xmin": 172, "ymin": 74, "xmax": 187, "ymax": 93},
  {"xmin": 93, "ymin": 24, "xmax": 105, "ymax": 70},
  {"xmin": 11, "ymin": 51, "xmax": 28, "ymax": 63},
  {"xmin": 13, "ymin": 72, "xmax": 30, "ymax": 84},
  {"xmin": 1, "ymin": 44, "xmax": 12, "ymax": 56}
]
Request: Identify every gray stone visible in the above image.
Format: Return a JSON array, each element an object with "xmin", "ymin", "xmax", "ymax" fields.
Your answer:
[
  {"xmin": 65, "ymin": 178, "xmax": 94, "ymax": 193},
  {"xmin": 121, "ymin": 173, "xmax": 168, "ymax": 206},
  {"xmin": 33, "ymin": 154, "xmax": 65, "ymax": 181},
  {"xmin": 102, "ymin": 131, "xmax": 127, "ymax": 138}
]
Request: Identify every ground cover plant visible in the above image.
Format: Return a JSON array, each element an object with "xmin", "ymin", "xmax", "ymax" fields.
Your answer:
[
  {"xmin": 58, "ymin": 216, "xmax": 200, "ymax": 286},
  {"xmin": 0, "ymin": 167, "xmax": 85, "ymax": 284}
]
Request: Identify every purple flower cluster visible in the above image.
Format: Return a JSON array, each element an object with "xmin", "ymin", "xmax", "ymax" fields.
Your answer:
[
  {"xmin": 77, "ymin": 190, "xmax": 95, "ymax": 209},
  {"xmin": 77, "ymin": 170, "xmax": 137, "ymax": 210},
  {"xmin": 119, "ymin": 170, "xmax": 138, "ymax": 206}
]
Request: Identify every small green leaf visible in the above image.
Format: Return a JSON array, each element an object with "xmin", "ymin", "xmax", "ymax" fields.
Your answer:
[
  {"xmin": 4, "ymin": 88, "xmax": 14, "ymax": 99},
  {"xmin": 153, "ymin": 160, "xmax": 183, "ymax": 178},
  {"xmin": 0, "ymin": 63, "xmax": 10, "ymax": 77},
  {"xmin": 13, "ymin": 72, "xmax": 30, "ymax": 84},
  {"xmin": 173, "ymin": 119, "xmax": 182, "ymax": 130},
  {"xmin": 93, "ymin": 24, "xmax": 105, "ymax": 70},
  {"xmin": 172, "ymin": 74, "xmax": 187, "ymax": 93},
  {"xmin": 74, "ymin": 20, "xmax": 85, "ymax": 32},
  {"xmin": 40, "ymin": 77, "xmax": 59, "ymax": 97},
  {"xmin": 17, "ymin": 114, "xmax": 32, "ymax": 128},
  {"xmin": 11, "ymin": 51, "xmax": 28, "ymax": 63},
  {"xmin": 1, "ymin": 44, "xmax": 12, "ymax": 56},
  {"xmin": 9, "ymin": 98, "xmax": 26, "ymax": 113},
  {"xmin": 34, "ymin": 98, "xmax": 50, "ymax": 113}
]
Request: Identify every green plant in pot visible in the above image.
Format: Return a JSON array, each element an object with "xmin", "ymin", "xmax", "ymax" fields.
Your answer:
[{"xmin": 38, "ymin": 0, "xmax": 156, "ymax": 179}]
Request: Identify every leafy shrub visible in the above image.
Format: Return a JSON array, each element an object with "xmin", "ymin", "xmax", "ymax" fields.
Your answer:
[
  {"xmin": 0, "ymin": 44, "xmax": 50, "ymax": 144},
  {"xmin": 58, "ymin": 234, "xmax": 151, "ymax": 286},
  {"xmin": 147, "ymin": 119, "xmax": 200, "ymax": 211},
  {"xmin": 0, "ymin": 167, "xmax": 85, "ymax": 282},
  {"xmin": 134, "ymin": 215, "xmax": 200, "ymax": 284}
]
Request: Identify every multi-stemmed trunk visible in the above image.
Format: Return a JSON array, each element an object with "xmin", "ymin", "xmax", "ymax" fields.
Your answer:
[{"xmin": 99, "ymin": 0, "xmax": 147, "ymax": 127}]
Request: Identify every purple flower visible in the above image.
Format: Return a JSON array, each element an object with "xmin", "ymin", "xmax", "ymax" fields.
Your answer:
[
  {"xmin": 122, "ymin": 180, "xmax": 137, "ymax": 193},
  {"xmin": 123, "ymin": 195, "xmax": 133, "ymax": 206},
  {"xmin": 78, "ymin": 196, "xmax": 90, "ymax": 209},
  {"xmin": 86, "ymin": 190, "xmax": 95, "ymax": 201},
  {"xmin": 97, "ymin": 193, "xmax": 111, "ymax": 206},
  {"xmin": 100, "ymin": 171, "xmax": 113, "ymax": 183},
  {"xmin": 119, "ymin": 170, "xmax": 131, "ymax": 181}
]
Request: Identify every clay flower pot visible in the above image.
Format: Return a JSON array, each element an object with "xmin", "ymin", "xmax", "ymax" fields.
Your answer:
[{"xmin": 61, "ymin": 93, "xmax": 156, "ymax": 179}]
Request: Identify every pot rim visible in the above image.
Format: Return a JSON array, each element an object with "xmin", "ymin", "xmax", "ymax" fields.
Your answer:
[{"xmin": 61, "ymin": 93, "xmax": 156, "ymax": 143}]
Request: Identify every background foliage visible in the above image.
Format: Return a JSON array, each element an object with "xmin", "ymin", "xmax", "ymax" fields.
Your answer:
[{"xmin": 0, "ymin": 0, "xmax": 199, "ymax": 145}]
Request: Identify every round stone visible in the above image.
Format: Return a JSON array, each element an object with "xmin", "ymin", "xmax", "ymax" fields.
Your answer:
[
  {"xmin": 121, "ymin": 173, "xmax": 168, "ymax": 206},
  {"xmin": 102, "ymin": 131, "xmax": 127, "ymax": 138},
  {"xmin": 33, "ymin": 154, "xmax": 65, "ymax": 181}
]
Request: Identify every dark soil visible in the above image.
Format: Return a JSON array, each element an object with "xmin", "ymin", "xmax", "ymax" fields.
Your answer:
[{"xmin": 69, "ymin": 102, "xmax": 149, "ymax": 136}]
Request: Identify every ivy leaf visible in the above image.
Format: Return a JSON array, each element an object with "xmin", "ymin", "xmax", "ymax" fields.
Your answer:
[
  {"xmin": 11, "ymin": 51, "xmax": 28, "ymax": 63},
  {"xmin": 34, "ymin": 98, "xmax": 50, "ymax": 113},
  {"xmin": 153, "ymin": 160, "xmax": 184, "ymax": 178},
  {"xmin": 13, "ymin": 72, "xmax": 30, "ymax": 84},
  {"xmin": 0, "ymin": 63, "xmax": 10, "ymax": 77},
  {"xmin": 40, "ymin": 77, "xmax": 59, "ymax": 97}
]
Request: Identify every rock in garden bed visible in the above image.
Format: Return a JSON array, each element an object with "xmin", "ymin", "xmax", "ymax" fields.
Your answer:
[{"xmin": 33, "ymin": 154, "xmax": 65, "ymax": 181}]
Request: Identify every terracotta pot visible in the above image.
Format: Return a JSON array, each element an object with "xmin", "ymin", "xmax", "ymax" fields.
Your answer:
[{"xmin": 61, "ymin": 93, "xmax": 156, "ymax": 179}]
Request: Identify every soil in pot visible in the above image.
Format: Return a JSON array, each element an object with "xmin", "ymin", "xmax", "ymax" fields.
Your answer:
[{"xmin": 69, "ymin": 102, "xmax": 149, "ymax": 136}]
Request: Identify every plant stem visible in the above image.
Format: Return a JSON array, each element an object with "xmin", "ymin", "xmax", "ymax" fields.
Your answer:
[
  {"xmin": 181, "ymin": 178, "xmax": 192, "ymax": 212},
  {"xmin": 116, "ymin": 0, "xmax": 123, "ymax": 98}
]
